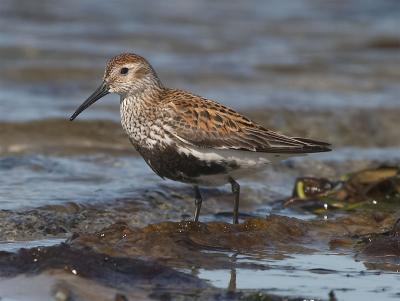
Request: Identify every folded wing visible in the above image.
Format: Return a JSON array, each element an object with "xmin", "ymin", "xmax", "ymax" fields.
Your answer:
[{"xmin": 162, "ymin": 89, "xmax": 331, "ymax": 154}]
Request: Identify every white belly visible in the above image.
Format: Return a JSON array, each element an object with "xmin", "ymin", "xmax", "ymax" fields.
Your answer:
[{"xmin": 177, "ymin": 145, "xmax": 302, "ymax": 186}]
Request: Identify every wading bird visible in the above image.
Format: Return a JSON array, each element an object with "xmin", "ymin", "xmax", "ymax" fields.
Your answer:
[{"xmin": 70, "ymin": 53, "xmax": 331, "ymax": 224}]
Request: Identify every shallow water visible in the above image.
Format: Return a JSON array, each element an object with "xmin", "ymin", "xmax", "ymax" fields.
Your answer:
[
  {"xmin": 1, "ymin": 0, "xmax": 400, "ymax": 300},
  {"xmin": 2, "ymin": 148, "xmax": 400, "ymax": 211},
  {"xmin": 0, "ymin": 238, "xmax": 65, "ymax": 252},
  {"xmin": 0, "ymin": 155, "xmax": 155, "ymax": 209},
  {"xmin": 199, "ymin": 253, "xmax": 400, "ymax": 300}
]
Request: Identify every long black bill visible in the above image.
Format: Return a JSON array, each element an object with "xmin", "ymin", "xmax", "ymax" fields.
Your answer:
[{"xmin": 70, "ymin": 82, "xmax": 109, "ymax": 121}]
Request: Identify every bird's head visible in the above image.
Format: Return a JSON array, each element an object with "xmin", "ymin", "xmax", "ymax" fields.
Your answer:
[{"xmin": 70, "ymin": 53, "xmax": 161, "ymax": 121}]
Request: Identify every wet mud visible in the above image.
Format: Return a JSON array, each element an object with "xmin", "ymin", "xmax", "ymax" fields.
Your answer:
[
  {"xmin": 1, "ymin": 117, "xmax": 400, "ymax": 300},
  {"xmin": 1, "ymin": 166, "xmax": 400, "ymax": 300},
  {"xmin": 0, "ymin": 244, "xmax": 216, "ymax": 301}
]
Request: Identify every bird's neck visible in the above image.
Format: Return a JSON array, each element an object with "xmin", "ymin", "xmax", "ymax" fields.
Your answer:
[
  {"xmin": 122, "ymin": 78, "xmax": 164, "ymax": 103},
  {"xmin": 120, "ymin": 83, "xmax": 165, "ymax": 137},
  {"xmin": 122, "ymin": 86, "xmax": 164, "ymax": 113}
]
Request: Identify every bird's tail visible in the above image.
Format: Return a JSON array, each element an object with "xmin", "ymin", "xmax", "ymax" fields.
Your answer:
[{"xmin": 292, "ymin": 137, "xmax": 332, "ymax": 153}]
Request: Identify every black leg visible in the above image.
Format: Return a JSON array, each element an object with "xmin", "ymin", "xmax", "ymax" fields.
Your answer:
[
  {"xmin": 193, "ymin": 185, "xmax": 202, "ymax": 222},
  {"xmin": 229, "ymin": 177, "xmax": 240, "ymax": 224}
]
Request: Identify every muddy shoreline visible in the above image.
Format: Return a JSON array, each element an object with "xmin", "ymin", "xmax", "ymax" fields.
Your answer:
[
  {"xmin": 1, "ymin": 104, "xmax": 400, "ymax": 300},
  {"xmin": 1, "ymin": 162, "xmax": 400, "ymax": 300}
]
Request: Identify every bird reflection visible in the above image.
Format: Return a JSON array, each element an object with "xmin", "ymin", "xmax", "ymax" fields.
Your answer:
[{"xmin": 228, "ymin": 253, "xmax": 238, "ymax": 293}]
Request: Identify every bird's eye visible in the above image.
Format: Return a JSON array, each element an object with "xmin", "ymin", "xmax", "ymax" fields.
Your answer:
[{"xmin": 120, "ymin": 67, "xmax": 129, "ymax": 75}]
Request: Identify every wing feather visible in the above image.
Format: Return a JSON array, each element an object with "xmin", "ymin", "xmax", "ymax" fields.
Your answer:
[{"xmin": 161, "ymin": 89, "xmax": 331, "ymax": 154}]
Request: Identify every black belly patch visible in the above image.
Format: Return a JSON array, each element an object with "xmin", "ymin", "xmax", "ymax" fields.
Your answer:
[{"xmin": 134, "ymin": 143, "xmax": 238, "ymax": 183}]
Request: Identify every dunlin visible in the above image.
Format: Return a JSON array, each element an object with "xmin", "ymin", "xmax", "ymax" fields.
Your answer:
[{"xmin": 70, "ymin": 53, "xmax": 331, "ymax": 224}]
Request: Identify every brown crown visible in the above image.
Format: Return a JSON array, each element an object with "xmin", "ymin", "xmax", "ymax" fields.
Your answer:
[{"xmin": 105, "ymin": 53, "xmax": 148, "ymax": 77}]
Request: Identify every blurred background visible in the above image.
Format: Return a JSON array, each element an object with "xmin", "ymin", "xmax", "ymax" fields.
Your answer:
[
  {"xmin": 1, "ymin": 0, "xmax": 400, "ymax": 208},
  {"xmin": 1, "ymin": 0, "xmax": 400, "ymax": 120},
  {"xmin": 1, "ymin": 1, "xmax": 400, "ymax": 299}
]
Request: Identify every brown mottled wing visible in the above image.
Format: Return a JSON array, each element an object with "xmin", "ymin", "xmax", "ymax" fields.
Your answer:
[{"xmin": 162, "ymin": 89, "xmax": 331, "ymax": 153}]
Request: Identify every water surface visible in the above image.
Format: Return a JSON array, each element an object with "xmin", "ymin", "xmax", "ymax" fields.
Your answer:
[{"xmin": 1, "ymin": 0, "xmax": 400, "ymax": 122}]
